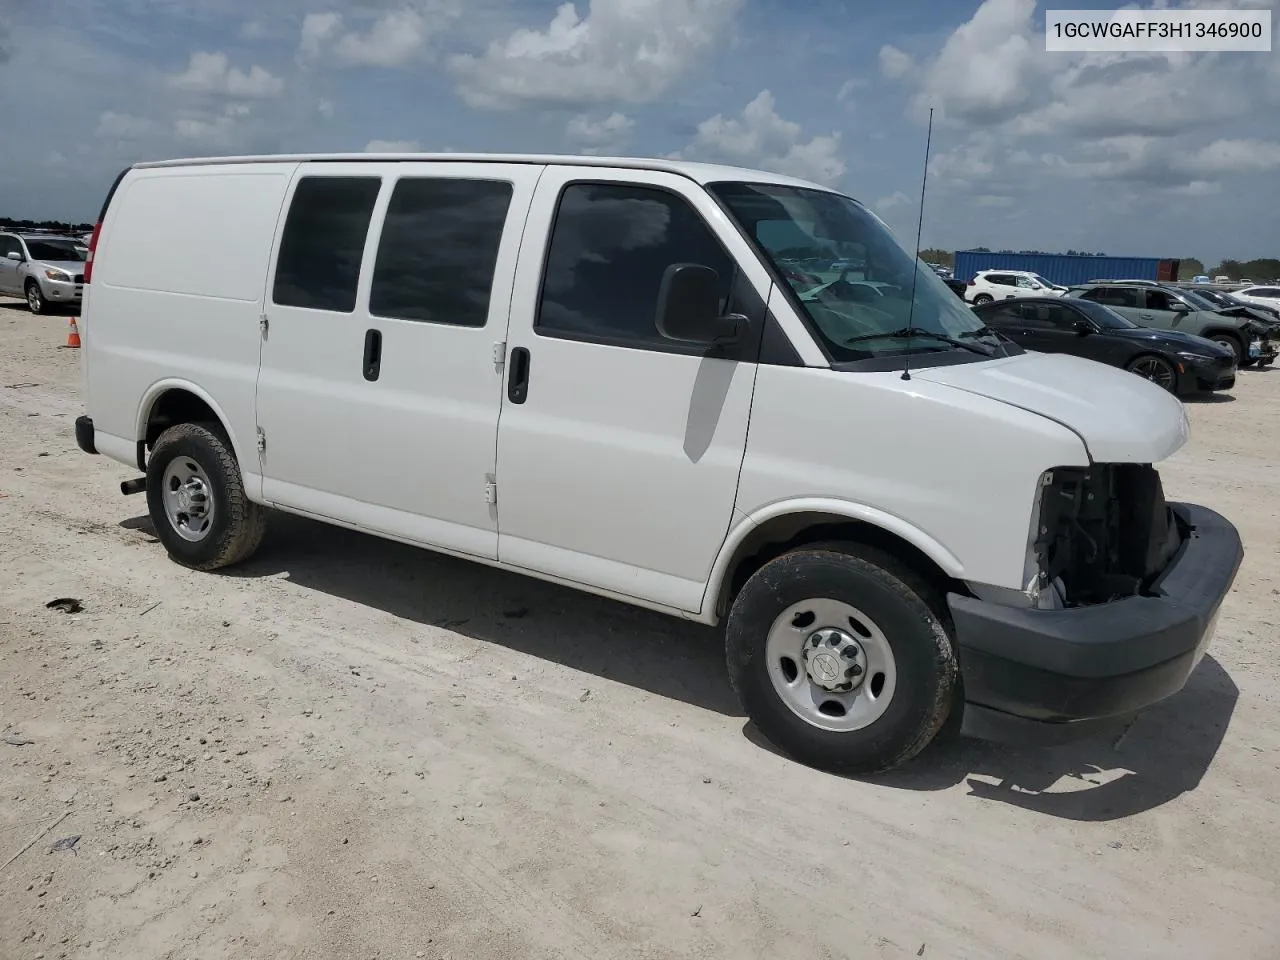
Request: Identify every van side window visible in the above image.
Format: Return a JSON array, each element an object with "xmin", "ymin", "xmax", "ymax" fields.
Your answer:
[
  {"xmin": 536, "ymin": 182, "xmax": 734, "ymax": 349},
  {"xmin": 369, "ymin": 178, "xmax": 512, "ymax": 327},
  {"xmin": 273, "ymin": 176, "xmax": 381, "ymax": 313}
]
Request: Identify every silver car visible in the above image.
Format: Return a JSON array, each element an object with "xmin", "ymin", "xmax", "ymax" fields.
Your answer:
[{"xmin": 0, "ymin": 232, "xmax": 87, "ymax": 314}]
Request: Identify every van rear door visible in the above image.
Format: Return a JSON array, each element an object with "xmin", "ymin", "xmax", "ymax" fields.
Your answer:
[{"xmin": 255, "ymin": 161, "xmax": 541, "ymax": 560}]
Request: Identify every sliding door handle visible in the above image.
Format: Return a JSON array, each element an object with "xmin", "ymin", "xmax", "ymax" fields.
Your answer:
[
  {"xmin": 507, "ymin": 347, "xmax": 530, "ymax": 403},
  {"xmin": 363, "ymin": 328, "xmax": 382, "ymax": 381}
]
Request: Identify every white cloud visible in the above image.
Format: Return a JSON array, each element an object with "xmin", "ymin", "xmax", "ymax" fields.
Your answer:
[
  {"xmin": 240, "ymin": 20, "xmax": 269, "ymax": 40},
  {"xmin": 878, "ymin": 45, "xmax": 912, "ymax": 80},
  {"xmin": 95, "ymin": 111, "xmax": 157, "ymax": 139},
  {"xmin": 364, "ymin": 139, "xmax": 421, "ymax": 152},
  {"xmin": 333, "ymin": 8, "xmax": 433, "ymax": 68},
  {"xmin": 169, "ymin": 51, "xmax": 284, "ymax": 99},
  {"xmin": 317, "ymin": 98, "xmax": 335, "ymax": 118},
  {"xmin": 449, "ymin": 0, "xmax": 741, "ymax": 109},
  {"xmin": 565, "ymin": 112, "xmax": 635, "ymax": 154},
  {"xmin": 875, "ymin": 191, "xmax": 912, "ymax": 212},
  {"xmin": 836, "ymin": 78, "xmax": 863, "ymax": 103},
  {"xmin": 675, "ymin": 90, "xmax": 845, "ymax": 186},
  {"xmin": 299, "ymin": 12, "xmax": 342, "ymax": 61},
  {"xmin": 175, "ymin": 103, "xmax": 251, "ymax": 146},
  {"xmin": 1181, "ymin": 139, "xmax": 1280, "ymax": 176}
]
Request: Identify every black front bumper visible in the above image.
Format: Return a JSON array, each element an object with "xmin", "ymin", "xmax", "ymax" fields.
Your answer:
[
  {"xmin": 75, "ymin": 415, "xmax": 97, "ymax": 455},
  {"xmin": 948, "ymin": 503, "xmax": 1242, "ymax": 745},
  {"xmin": 1180, "ymin": 354, "xmax": 1236, "ymax": 392}
]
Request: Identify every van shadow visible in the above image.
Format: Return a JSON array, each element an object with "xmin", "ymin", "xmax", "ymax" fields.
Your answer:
[
  {"xmin": 122, "ymin": 511, "xmax": 1237, "ymax": 820},
  {"xmin": 808, "ymin": 653, "xmax": 1235, "ymax": 822},
  {"xmin": 136, "ymin": 511, "xmax": 742, "ymax": 716}
]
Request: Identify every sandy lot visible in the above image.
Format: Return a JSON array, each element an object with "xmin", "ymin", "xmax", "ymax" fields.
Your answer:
[{"xmin": 1, "ymin": 299, "xmax": 1278, "ymax": 960}]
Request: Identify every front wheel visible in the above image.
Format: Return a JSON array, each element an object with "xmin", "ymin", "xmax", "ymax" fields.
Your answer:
[
  {"xmin": 145, "ymin": 422, "xmax": 267, "ymax": 571},
  {"xmin": 1126, "ymin": 354, "xmax": 1178, "ymax": 393},
  {"xmin": 971, "ymin": 293, "xmax": 993, "ymax": 305},
  {"xmin": 25, "ymin": 281, "xmax": 47, "ymax": 315},
  {"xmin": 1210, "ymin": 335, "xmax": 1243, "ymax": 366},
  {"xmin": 725, "ymin": 544, "xmax": 957, "ymax": 774}
]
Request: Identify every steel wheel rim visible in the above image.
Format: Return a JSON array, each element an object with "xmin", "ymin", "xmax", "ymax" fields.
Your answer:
[
  {"xmin": 161, "ymin": 457, "xmax": 215, "ymax": 542},
  {"xmin": 764, "ymin": 598, "xmax": 899, "ymax": 733},
  {"xmin": 27, "ymin": 286, "xmax": 41, "ymax": 311},
  {"xmin": 1131, "ymin": 357, "xmax": 1175, "ymax": 391}
]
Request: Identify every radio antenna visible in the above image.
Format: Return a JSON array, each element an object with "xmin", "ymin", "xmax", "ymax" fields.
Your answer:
[{"xmin": 902, "ymin": 107, "xmax": 934, "ymax": 382}]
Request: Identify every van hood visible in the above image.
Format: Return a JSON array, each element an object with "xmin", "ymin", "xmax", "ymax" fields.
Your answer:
[{"xmin": 913, "ymin": 351, "xmax": 1189, "ymax": 463}]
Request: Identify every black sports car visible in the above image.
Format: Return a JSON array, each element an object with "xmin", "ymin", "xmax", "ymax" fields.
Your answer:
[{"xmin": 972, "ymin": 296, "xmax": 1236, "ymax": 396}]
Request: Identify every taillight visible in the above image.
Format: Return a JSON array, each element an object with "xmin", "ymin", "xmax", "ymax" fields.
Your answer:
[
  {"xmin": 84, "ymin": 222, "xmax": 102, "ymax": 284},
  {"xmin": 966, "ymin": 279, "xmax": 975, "ymax": 286}
]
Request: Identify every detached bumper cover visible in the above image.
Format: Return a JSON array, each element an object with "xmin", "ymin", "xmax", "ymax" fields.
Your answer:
[
  {"xmin": 75, "ymin": 415, "xmax": 97, "ymax": 455},
  {"xmin": 948, "ymin": 503, "xmax": 1242, "ymax": 744}
]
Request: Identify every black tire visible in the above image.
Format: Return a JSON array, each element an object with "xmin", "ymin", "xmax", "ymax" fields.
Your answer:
[
  {"xmin": 972, "ymin": 293, "xmax": 993, "ymax": 305},
  {"xmin": 25, "ymin": 281, "xmax": 47, "ymax": 315},
  {"xmin": 145, "ymin": 422, "xmax": 267, "ymax": 571},
  {"xmin": 1125, "ymin": 354, "xmax": 1178, "ymax": 393},
  {"xmin": 1209, "ymin": 334, "xmax": 1243, "ymax": 365},
  {"xmin": 725, "ymin": 543, "xmax": 957, "ymax": 774},
  {"xmin": 1240, "ymin": 358, "xmax": 1258, "ymax": 369}
]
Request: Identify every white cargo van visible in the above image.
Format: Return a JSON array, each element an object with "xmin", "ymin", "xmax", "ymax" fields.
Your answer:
[{"xmin": 74, "ymin": 153, "xmax": 1242, "ymax": 773}]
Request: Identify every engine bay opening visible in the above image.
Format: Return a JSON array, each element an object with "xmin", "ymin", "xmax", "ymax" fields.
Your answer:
[{"xmin": 1035, "ymin": 464, "xmax": 1183, "ymax": 607}]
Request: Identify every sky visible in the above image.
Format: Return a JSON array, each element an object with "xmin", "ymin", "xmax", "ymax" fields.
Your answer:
[{"xmin": 1, "ymin": 0, "xmax": 1277, "ymax": 264}]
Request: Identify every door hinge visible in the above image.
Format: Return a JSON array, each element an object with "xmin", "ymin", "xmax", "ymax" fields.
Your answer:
[
  {"xmin": 256, "ymin": 427, "xmax": 266, "ymax": 452},
  {"xmin": 259, "ymin": 313, "xmax": 269, "ymax": 338},
  {"xmin": 493, "ymin": 340, "xmax": 506, "ymax": 366},
  {"xmin": 484, "ymin": 476, "xmax": 497, "ymax": 504}
]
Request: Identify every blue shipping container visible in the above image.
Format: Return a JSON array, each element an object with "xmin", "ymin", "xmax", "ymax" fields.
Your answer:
[{"xmin": 952, "ymin": 252, "xmax": 1176, "ymax": 287}]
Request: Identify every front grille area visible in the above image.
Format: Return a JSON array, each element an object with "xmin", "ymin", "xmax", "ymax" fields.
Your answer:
[
  {"xmin": 1034, "ymin": 464, "xmax": 1182, "ymax": 607},
  {"xmin": 73, "ymin": 273, "xmax": 84, "ymax": 283}
]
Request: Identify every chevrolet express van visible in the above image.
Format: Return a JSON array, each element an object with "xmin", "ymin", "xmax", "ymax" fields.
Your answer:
[{"xmin": 73, "ymin": 153, "xmax": 1243, "ymax": 773}]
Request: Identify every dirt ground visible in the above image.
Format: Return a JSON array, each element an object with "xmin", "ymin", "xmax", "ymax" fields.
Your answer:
[{"xmin": 1, "ymin": 299, "xmax": 1277, "ymax": 960}]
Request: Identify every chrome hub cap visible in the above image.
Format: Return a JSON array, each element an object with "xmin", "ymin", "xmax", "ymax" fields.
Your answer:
[
  {"xmin": 765, "ymin": 598, "xmax": 898, "ymax": 733},
  {"xmin": 161, "ymin": 458, "xmax": 215, "ymax": 542},
  {"xmin": 803, "ymin": 627, "xmax": 868, "ymax": 692}
]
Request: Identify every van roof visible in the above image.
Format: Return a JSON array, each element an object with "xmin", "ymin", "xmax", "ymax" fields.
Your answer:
[{"xmin": 129, "ymin": 152, "xmax": 837, "ymax": 192}]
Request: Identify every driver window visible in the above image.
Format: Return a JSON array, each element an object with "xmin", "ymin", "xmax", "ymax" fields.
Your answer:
[
  {"xmin": 1145, "ymin": 290, "xmax": 1177, "ymax": 311},
  {"xmin": 1044, "ymin": 305, "xmax": 1080, "ymax": 330},
  {"xmin": 1016, "ymin": 276, "xmax": 1035, "ymax": 289}
]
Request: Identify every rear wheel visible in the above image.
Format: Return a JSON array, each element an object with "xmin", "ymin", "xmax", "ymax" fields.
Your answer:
[
  {"xmin": 145, "ymin": 422, "xmax": 267, "ymax": 570},
  {"xmin": 725, "ymin": 543, "xmax": 957, "ymax": 774},
  {"xmin": 1126, "ymin": 354, "xmax": 1178, "ymax": 393},
  {"xmin": 25, "ymin": 281, "xmax": 46, "ymax": 315},
  {"xmin": 972, "ymin": 293, "xmax": 993, "ymax": 305}
]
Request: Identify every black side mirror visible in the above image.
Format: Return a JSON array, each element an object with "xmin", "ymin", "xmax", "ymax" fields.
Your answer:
[
  {"xmin": 1073, "ymin": 318, "xmax": 1093, "ymax": 336},
  {"xmin": 655, "ymin": 264, "xmax": 744, "ymax": 345}
]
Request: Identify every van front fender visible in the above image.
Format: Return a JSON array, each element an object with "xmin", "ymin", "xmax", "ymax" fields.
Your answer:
[{"xmin": 701, "ymin": 498, "xmax": 965, "ymax": 623}]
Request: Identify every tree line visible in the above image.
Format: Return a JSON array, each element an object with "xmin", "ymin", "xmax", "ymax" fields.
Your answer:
[{"xmin": 0, "ymin": 218, "xmax": 93, "ymax": 234}]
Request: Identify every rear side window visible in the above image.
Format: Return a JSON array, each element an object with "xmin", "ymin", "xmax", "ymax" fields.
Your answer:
[
  {"xmin": 536, "ymin": 182, "xmax": 734, "ymax": 348},
  {"xmin": 370, "ymin": 178, "xmax": 512, "ymax": 327},
  {"xmin": 978, "ymin": 302, "xmax": 1022, "ymax": 325},
  {"xmin": 273, "ymin": 176, "xmax": 381, "ymax": 313}
]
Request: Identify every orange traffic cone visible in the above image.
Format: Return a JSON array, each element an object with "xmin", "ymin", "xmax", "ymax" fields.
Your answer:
[{"xmin": 65, "ymin": 317, "xmax": 81, "ymax": 349}]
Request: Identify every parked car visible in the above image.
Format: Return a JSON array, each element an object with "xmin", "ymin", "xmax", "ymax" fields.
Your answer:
[
  {"xmin": 1179, "ymin": 285, "xmax": 1280, "ymax": 323},
  {"xmin": 0, "ymin": 232, "xmax": 87, "ymax": 313},
  {"xmin": 1065, "ymin": 281, "xmax": 1277, "ymax": 367},
  {"xmin": 965, "ymin": 269, "xmax": 1066, "ymax": 304},
  {"xmin": 972, "ymin": 297, "xmax": 1236, "ymax": 396},
  {"xmin": 73, "ymin": 152, "xmax": 1243, "ymax": 774},
  {"xmin": 1231, "ymin": 285, "xmax": 1280, "ymax": 311},
  {"xmin": 943, "ymin": 277, "xmax": 967, "ymax": 299}
]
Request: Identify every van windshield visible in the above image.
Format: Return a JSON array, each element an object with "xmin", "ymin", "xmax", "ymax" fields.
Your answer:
[{"xmin": 709, "ymin": 182, "xmax": 1001, "ymax": 360}]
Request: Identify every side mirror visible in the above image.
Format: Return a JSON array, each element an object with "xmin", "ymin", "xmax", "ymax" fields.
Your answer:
[
  {"xmin": 4, "ymin": 251, "xmax": 20, "ymax": 261},
  {"xmin": 1169, "ymin": 301, "xmax": 1189, "ymax": 312},
  {"xmin": 1073, "ymin": 319, "xmax": 1093, "ymax": 336},
  {"xmin": 655, "ymin": 264, "xmax": 744, "ymax": 345}
]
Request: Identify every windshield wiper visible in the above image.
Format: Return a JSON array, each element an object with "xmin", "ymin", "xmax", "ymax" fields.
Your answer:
[
  {"xmin": 958, "ymin": 324, "xmax": 1013, "ymax": 343},
  {"xmin": 845, "ymin": 327, "xmax": 995, "ymax": 356}
]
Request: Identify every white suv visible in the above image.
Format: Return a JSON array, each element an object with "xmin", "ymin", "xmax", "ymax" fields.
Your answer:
[
  {"xmin": 73, "ymin": 152, "xmax": 1242, "ymax": 774},
  {"xmin": 965, "ymin": 269, "xmax": 1067, "ymax": 304}
]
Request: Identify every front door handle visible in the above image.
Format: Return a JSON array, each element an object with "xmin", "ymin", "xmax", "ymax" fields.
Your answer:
[
  {"xmin": 363, "ymin": 328, "xmax": 382, "ymax": 381},
  {"xmin": 507, "ymin": 347, "xmax": 530, "ymax": 404}
]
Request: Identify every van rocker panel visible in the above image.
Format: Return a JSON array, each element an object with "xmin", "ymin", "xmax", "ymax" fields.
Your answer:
[{"xmin": 948, "ymin": 503, "xmax": 1242, "ymax": 737}]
